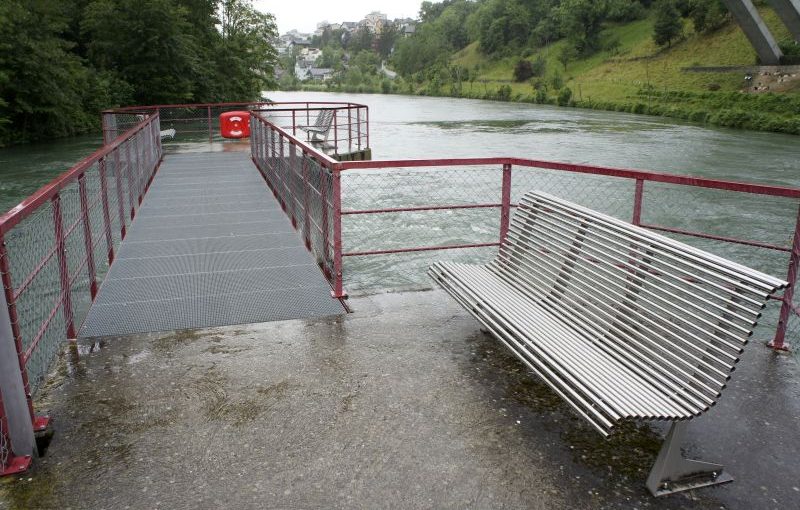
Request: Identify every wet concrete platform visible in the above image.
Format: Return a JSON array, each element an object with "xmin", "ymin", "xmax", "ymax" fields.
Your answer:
[
  {"xmin": 2, "ymin": 290, "xmax": 799, "ymax": 509},
  {"xmin": 80, "ymin": 151, "xmax": 343, "ymax": 337}
]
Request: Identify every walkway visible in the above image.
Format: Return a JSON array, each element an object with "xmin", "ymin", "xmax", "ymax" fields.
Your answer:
[{"xmin": 80, "ymin": 150, "xmax": 343, "ymax": 337}]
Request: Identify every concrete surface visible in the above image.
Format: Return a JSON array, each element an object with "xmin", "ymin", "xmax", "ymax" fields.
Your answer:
[{"xmin": 1, "ymin": 290, "xmax": 799, "ymax": 509}]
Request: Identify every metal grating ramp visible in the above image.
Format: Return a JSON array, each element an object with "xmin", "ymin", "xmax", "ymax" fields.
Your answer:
[{"xmin": 80, "ymin": 151, "xmax": 344, "ymax": 337}]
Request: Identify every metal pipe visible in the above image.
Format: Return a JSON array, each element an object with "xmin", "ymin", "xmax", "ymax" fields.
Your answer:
[
  {"xmin": 52, "ymin": 194, "xmax": 76, "ymax": 339},
  {"xmin": 632, "ymin": 179, "xmax": 644, "ymax": 226},
  {"xmin": 332, "ymin": 170, "xmax": 345, "ymax": 298},
  {"xmin": 78, "ymin": 175, "xmax": 98, "ymax": 299},
  {"xmin": 771, "ymin": 203, "xmax": 800, "ymax": 350},
  {"xmin": 500, "ymin": 164, "xmax": 512, "ymax": 244}
]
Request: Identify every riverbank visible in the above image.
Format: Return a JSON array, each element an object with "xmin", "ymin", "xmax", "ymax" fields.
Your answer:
[
  {"xmin": 288, "ymin": 83, "xmax": 800, "ymax": 135},
  {"xmin": 286, "ymin": 6, "xmax": 800, "ymax": 136}
]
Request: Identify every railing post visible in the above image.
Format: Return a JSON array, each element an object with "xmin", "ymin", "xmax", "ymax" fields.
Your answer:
[
  {"xmin": 366, "ymin": 106, "xmax": 370, "ymax": 149},
  {"xmin": 500, "ymin": 163, "xmax": 512, "ymax": 244},
  {"xmin": 348, "ymin": 107, "xmax": 353, "ymax": 153},
  {"xmin": 632, "ymin": 179, "xmax": 644, "ymax": 226},
  {"xmin": 52, "ymin": 194, "xmax": 76, "ymax": 340},
  {"xmin": 78, "ymin": 175, "xmax": 98, "ymax": 299},
  {"xmin": 0, "ymin": 238, "xmax": 37, "ymax": 429},
  {"xmin": 0, "ymin": 282, "xmax": 35, "ymax": 468},
  {"xmin": 332, "ymin": 168, "xmax": 346, "ymax": 299},
  {"xmin": 207, "ymin": 106, "xmax": 213, "ymax": 144},
  {"xmin": 770, "ymin": 203, "xmax": 800, "ymax": 351},
  {"xmin": 333, "ymin": 110, "xmax": 339, "ymax": 155},
  {"xmin": 289, "ymin": 143, "xmax": 298, "ymax": 228},
  {"xmin": 303, "ymin": 155, "xmax": 311, "ymax": 250},
  {"xmin": 356, "ymin": 107, "xmax": 362, "ymax": 151},
  {"xmin": 135, "ymin": 131, "xmax": 143, "ymax": 204},
  {"xmin": 98, "ymin": 158, "xmax": 115, "ymax": 265},
  {"xmin": 113, "ymin": 147, "xmax": 127, "ymax": 239},
  {"xmin": 321, "ymin": 167, "xmax": 330, "ymax": 282},
  {"xmin": 278, "ymin": 136, "xmax": 286, "ymax": 212},
  {"xmin": 292, "ymin": 110, "xmax": 296, "ymax": 136},
  {"xmin": 126, "ymin": 140, "xmax": 135, "ymax": 220},
  {"xmin": 101, "ymin": 112, "xmax": 116, "ymax": 145}
]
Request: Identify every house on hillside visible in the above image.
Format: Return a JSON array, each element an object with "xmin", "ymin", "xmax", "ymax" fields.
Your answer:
[{"xmin": 309, "ymin": 68, "xmax": 333, "ymax": 82}]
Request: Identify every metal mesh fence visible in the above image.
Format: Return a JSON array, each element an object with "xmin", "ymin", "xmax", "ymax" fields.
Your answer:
[
  {"xmin": 0, "ymin": 115, "xmax": 162, "ymax": 400},
  {"xmin": 250, "ymin": 105, "xmax": 799, "ymax": 349},
  {"xmin": 340, "ymin": 165, "xmax": 503, "ymax": 292},
  {"xmin": 257, "ymin": 104, "xmax": 368, "ymax": 157},
  {"xmin": 336, "ymin": 161, "xmax": 799, "ymax": 349},
  {"xmin": 250, "ymin": 115, "xmax": 336, "ymax": 286}
]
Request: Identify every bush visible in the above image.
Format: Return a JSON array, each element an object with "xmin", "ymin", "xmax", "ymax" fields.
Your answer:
[
  {"xmin": 535, "ymin": 88, "xmax": 549, "ymax": 104},
  {"xmin": 513, "ymin": 60, "xmax": 534, "ymax": 82},
  {"xmin": 496, "ymin": 84, "xmax": 513, "ymax": 101},
  {"xmin": 531, "ymin": 56, "xmax": 546, "ymax": 77},
  {"xmin": 550, "ymin": 70, "xmax": 564, "ymax": 90},
  {"xmin": 557, "ymin": 87, "xmax": 573, "ymax": 106}
]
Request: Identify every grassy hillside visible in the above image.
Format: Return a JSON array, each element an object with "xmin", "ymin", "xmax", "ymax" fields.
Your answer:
[{"xmin": 442, "ymin": 7, "xmax": 800, "ymax": 134}]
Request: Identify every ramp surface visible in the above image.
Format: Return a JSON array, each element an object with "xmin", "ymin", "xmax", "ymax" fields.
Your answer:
[{"xmin": 80, "ymin": 151, "xmax": 343, "ymax": 337}]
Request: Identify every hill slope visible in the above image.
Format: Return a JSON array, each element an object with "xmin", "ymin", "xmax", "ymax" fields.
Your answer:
[{"xmin": 438, "ymin": 7, "xmax": 800, "ymax": 134}]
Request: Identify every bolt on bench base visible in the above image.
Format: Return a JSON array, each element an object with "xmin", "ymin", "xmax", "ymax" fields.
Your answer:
[{"xmin": 646, "ymin": 422, "xmax": 733, "ymax": 497}]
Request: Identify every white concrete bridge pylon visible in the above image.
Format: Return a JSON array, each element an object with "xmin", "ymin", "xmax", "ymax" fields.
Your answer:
[
  {"xmin": 722, "ymin": 0, "xmax": 784, "ymax": 65},
  {"xmin": 767, "ymin": 0, "xmax": 800, "ymax": 42}
]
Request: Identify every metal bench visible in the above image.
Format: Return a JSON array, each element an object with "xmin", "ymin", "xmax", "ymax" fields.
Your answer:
[
  {"xmin": 297, "ymin": 109, "xmax": 334, "ymax": 145},
  {"xmin": 429, "ymin": 190, "xmax": 787, "ymax": 496}
]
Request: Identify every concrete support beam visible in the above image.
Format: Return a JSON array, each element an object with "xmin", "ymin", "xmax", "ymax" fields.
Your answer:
[
  {"xmin": 0, "ymin": 287, "xmax": 35, "ymax": 457},
  {"xmin": 722, "ymin": 0, "xmax": 784, "ymax": 65},
  {"xmin": 768, "ymin": 0, "xmax": 800, "ymax": 42}
]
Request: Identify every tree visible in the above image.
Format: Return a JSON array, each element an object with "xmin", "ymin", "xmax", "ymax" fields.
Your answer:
[
  {"xmin": 216, "ymin": 0, "xmax": 278, "ymax": 100},
  {"xmin": 557, "ymin": 46, "xmax": 577, "ymax": 71},
  {"xmin": 83, "ymin": 0, "xmax": 199, "ymax": 104},
  {"xmin": 653, "ymin": 0, "xmax": 683, "ymax": 48},
  {"xmin": 557, "ymin": 0, "xmax": 610, "ymax": 55},
  {"xmin": 377, "ymin": 22, "xmax": 399, "ymax": 59},
  {"xmin": 0, "ymin": 0, "xmax": 98, "ymax": 143}
]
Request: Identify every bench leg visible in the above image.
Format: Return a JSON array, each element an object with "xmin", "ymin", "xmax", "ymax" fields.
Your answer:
[{"xmin": 646, "ymin": 422, "xmax": 733, "ymax": 496}]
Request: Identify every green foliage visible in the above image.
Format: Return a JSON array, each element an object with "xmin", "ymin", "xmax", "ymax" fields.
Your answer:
[
  {"xmin": 557, "ymin": 46, "xmax": 577, "ymax": 71},
  {"xmin": 557, "ymin": 86, "xmax": 573, "ymax": 106},
  {"xmin": 557, "ymin": 0, "xmax": 610, "ymax": 55},
  {"xmin": 653, "ymin": 0, "xmax": 683, "ymax": 48},
  {"xmin": 550, "ymin": 70, "xmax": 564, "ymax": 90},
  {"xmin": 689, "ymin": 0, "xmax": 728, "ymax": 33},
  {"xmin": 0, "ymin": 0, "xmax": 278, "ymax": 145},
  {"xmin": 531, "ymin": 56, "xmax": 547, "ymax": 77},
  {"xmin": 513, "ymin": 60, "xmax": 534, "ymax": 82},
  {"xmin": 0, "ymin": 0, "xmax": 97, "ymax": 144}
]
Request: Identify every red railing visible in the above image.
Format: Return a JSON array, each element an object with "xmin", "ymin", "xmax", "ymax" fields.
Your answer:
[
  {"xmin": 103, "ymin": 101, "xmax": 369, "ymax": 154},
  {"xmin": 250, "ymin": 107, "xmax": 800, "ymax": 352},
  {"xmin": 250, "ymin": 111, "xmax": 340, "ymax": 296},
  {"xmin": 0, "ymin": 113, "xmax": 162, "ymax": 471}
]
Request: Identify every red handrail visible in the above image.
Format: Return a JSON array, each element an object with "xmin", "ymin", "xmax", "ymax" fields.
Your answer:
[{"xmin": 0, "ymin": 114, "xmax": 160, "ymax": 235}]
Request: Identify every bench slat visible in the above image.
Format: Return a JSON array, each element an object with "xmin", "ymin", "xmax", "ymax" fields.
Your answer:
[{"xmin": 500, "ymin": 225, "xmax": 751, "ymax": 358}]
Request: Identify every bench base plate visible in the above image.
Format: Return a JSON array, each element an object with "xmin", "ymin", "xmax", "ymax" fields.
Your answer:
[{"xmin": 646, "ymin": 422, "xmax": 733, "ymax": 496}]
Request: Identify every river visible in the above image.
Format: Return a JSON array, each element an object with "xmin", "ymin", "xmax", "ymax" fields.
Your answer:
[{"xmin": 2, "ymin": 92, "xmax": 799, "ymax": 343}]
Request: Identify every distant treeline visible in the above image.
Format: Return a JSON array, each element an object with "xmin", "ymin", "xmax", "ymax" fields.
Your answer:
[
  {"xmin": 393, "ymin": 0, "xmax": 735, "ymax": 77},
  {"xmin": 0, "ymin": 0, "xmax": 277, "ymax": 145}
]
